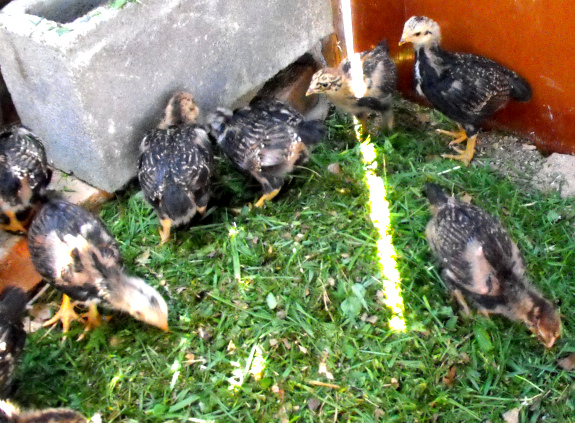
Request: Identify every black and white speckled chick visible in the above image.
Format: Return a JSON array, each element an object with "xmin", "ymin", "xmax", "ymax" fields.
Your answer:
[
  {"xmin": 307, "ymin": 39, "xmax": 397, "ymax": 132},
  {"xmin": 425, "ymin": 183, "xmax": 560, "ymax": 348},
  {"xmin": 207, "ymin": 99, "xmax": 325, "ymax": 207},
  {"xmin": 28, "ymin": 200, "xmax": 168, "ymax": 336},
  {"xmin": 400, "ymin": 17, "xmax": 532, "ymax": 165},
  {"xmin": 0, "ymin": 126, "xmax": 52, "ymax": 233},
  {"xmin": 138, "ymin": 92, "xmax": 213, "ymax": 245},
  {"xmin": 0, "ymin": 400, "xmax": 91, "ymax": 423},
  {"xmin": 0, "ymin": 288, "xmax": 27, "ymax": 398}
]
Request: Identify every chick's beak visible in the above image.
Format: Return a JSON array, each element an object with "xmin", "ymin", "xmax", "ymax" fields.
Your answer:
[
  {"xmin": 538, "ymin": 331, "xmax": 557, "ymax": 349},
  {"xmin": 306, "ymin": 86, "xmax": 318, "ymax": 96},
  {"xmin": 530, "ymin": 322, "xmax": 559, "ymax": 349},
  {"xmin": 398, "ymin": 35, "xmax": 409, "ymax": 46},
  {"xmin": 143, "ymin": 312, "xmax": 169, "ymax": 332},
  {"xmin": 159, "ymin": 320, "xmax": 170, "ymax": 332},
  {"xmin": 110, "ymin": 275, "xmax": 170, "ymax": 332},
  {"xmin": 126, "ymin": 307, "xmax": 169, "ymax": 332}
]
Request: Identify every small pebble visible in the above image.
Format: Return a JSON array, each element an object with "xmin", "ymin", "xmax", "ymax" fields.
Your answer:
[{"xmin": 327, "ymin": 163, "xmax": 342, "ymax": 175}]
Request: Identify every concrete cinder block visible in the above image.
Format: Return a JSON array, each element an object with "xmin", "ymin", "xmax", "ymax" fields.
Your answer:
[{"xmin": 0, "ymin": 0, "xmax": 333, "ymax": 192}]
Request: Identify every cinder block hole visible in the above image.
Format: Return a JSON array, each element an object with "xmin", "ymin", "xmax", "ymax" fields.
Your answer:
[
  {"xmin": 0, "ymin": 69, "xmax": 17, "ymax": 125},
  {"xmin": 25, "ymin": 0, "xmax": 107, "ymax": 24}
]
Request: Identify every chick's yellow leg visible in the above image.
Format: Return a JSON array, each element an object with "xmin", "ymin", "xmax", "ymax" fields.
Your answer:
[
  {"xmin": 254, "ymin": 188, "xmax": 281, "ymax": 208},
  {"xmin": 442, "ymin": 134, "xmax": 477, "ymax": 166},
  {"xmin": 159, "ymin": 218, "xmax": 172, "ymax": 245},
  {"xmin": 76, "ymin": 304, "xmax": 110, "ymax": 341},
  {"xmin": 84, "ymin": 304, "xmax": 104, "ymax": 330},
  {"xmin": 436, "ymin": 125, "xmax": 467, "ymax": 146},
  {"xmin": 358, "ymin": 117, "xmax": 370, "ymax": 137},
  {"xmin": 452, "ymin": 289, "xmax": 472, "ymax": 317},
  {"xmin": 385, "ymin": 111, "xmax": 395, "ymax": 132},
  {"xmin": 43, "ymin": 294, "xmax": 80, "ymax": 333}
]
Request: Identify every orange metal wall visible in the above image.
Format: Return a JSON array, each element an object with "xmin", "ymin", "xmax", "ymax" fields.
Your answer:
[{"xmin": 350, "ymin": 0, "xmax": 575, "ymax": 154}]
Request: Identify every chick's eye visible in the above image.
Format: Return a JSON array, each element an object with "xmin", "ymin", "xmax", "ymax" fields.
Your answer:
[
  {"xmin": 415, "ymin": 31, "xmax": 421, "ymax": 36},
  {"xmin": 320, "ymin": 82, "xmax": 329, "ymax": 87}
]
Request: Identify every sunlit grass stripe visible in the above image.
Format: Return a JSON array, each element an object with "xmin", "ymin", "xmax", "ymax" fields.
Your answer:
[{"xmin": 360, "ymin": 138, "xmax": 406, "ymax": 332}]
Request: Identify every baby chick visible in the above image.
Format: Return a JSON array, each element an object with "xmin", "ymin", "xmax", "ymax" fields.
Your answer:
[
  {"xmin": 207, "ymin": 99, "xmax": 325, "ymax": 207},
  {"xmin": 138, "ymin": 92, "xmax": 213, "ymax": 245},
  {"xmin": 0, "ymin": 126, "xmax": 52, "ymax": 233},
  {"xmin": 0, "ymin": 400, "xmax": 91, "ymax": 423},
  {"xmin": 425, "ymin": 183, "xmax": 560, "ymax": 348},
  {"xmin": 400, "ymin": 17, "xmax": 532, "ymax": 165},
  {"xmin": 306, "ymin": 39, "xmax": 397, "ymax": 132},
  {"xmin": 0, "ymin": 288, "xmax": 27, "ymax": 398},
  {"xmin": 27, "ymin": 200, "xmax": 168, "ymax": 336}
]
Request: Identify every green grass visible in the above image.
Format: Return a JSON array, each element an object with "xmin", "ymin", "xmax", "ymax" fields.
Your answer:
[{"xmin": 14, "ymin": 104, "xmax": 575, "ymax": 422}]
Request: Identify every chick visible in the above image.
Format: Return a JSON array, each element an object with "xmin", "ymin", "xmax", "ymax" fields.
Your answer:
[
  {"xmin": 207, "ymin": 99, "xmax": 325, "ymax": 207},
  {"xmin": 306, "ymin": 39, "xmax": 397, "ymax": 132},
  {"xmin": 27, "ymin": 200, "xmax": 168, "ymax": 336},
  {"xmin": 0, "ymin": 126, "xmax": 52, "ymax": 233},
  {"xmin": 0, "ymin": 288, "xmax": 27, "ymax": 398},
  {"xmin": 138, "ymin": 92, "xmax": 213, "ymax": 245},
  {"xmin": 400, "ymin": 17, "xmax": 532, "ymax": 165},
  {"xmin": 0, "ymin": 400, "xmax": 91, "ymax": 423},
  {"xmin": 425, "ymin": 183, "xmax": 560, "ymax": 348}
]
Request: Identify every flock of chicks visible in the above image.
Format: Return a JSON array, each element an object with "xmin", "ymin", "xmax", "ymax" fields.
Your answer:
[{"xmin": 0, "ymin": 15, "xmax": 563, "ymax": 420}]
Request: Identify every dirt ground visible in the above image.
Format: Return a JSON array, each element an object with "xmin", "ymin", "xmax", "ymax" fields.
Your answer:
[{"xmin": 397, "ymin": 98, "xmax": 569, "ymax": 197}]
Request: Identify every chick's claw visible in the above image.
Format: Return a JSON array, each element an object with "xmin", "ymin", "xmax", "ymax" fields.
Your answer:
[{"xmin": 43, "ymin": 294, "xmax": 80, "ymax": 334}]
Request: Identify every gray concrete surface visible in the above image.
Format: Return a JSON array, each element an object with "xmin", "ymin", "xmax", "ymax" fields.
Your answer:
[{"xmin": 0, "ymin": 0, "xmax": 333, "ymax": 191}]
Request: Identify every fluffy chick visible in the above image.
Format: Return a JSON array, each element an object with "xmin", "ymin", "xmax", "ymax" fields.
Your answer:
[
  {"xmin": 0, "ymin": 400, "xmax": 91, "ymax": 423},
  {"xmin": 138, "ymin": 92, "xmax": 213, "ymax": 245},
  {"xmin": 207, "ymin": 99, "xmax": 325, "ymax": 207},
  {"xmin": 0, "ymin": 288, "xmax": 27, "ymax": 398},
  {"xmin": 400, "ymin": 17, "xmax": 532, "ymax": 165},
  {"xmin": 425, "ymin": 183, "xmax": 560, "ymax": 348},
  {"xmin": 307, "ymin": 39, "xmax": 397, "ymax": 132},
  {"xmin": 0, "ymin": 126, "xmax": 52, "ymax": 233},
  {"xmin": 27, "ymin": 200, "xmax": 168, "ymax": 336}
]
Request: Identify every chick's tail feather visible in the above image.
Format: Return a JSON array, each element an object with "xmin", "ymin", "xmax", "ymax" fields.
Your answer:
[
  {"xmin": 373, "ymin": 38, "xmax": 390, "ymax": 54},
  {"xmin": 297, "ymin": 120, "xmax": 326, "ymax": 147},
  {"xmin": 508, "ymin": 74, "xmax": 532, "ymax": 102},
  {"xmin": 42, "ymin": 168, "xmax": 53, "ymax": 190},
  {"xmin": 163, "ymin": 183, "xmax": 193, "ymax": 221},
  {"xmin": 0, "ymin": 287, "xmax": 28, "ymax": 322},
  {"xmin": 424, "ymin": 183, "xmax": 449, "ymax": 207}
]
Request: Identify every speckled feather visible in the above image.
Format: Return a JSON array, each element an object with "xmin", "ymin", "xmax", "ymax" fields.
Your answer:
[
  {"xmin": 407, "ymin": 17, "xmax": 532, "ymax": 135},
  {"xmin": 0, "ymin": 401, "xmax": 89, "ymax": 423},
  {"xmin": 138, "ymin": 125, "xmax": 213, "ymax": 223},
  {"xmin": 425, "ymin": 183, "xmax": 525, "ymax": 302},
  {"xmin": 29, "ymin": 200, "xmax": 168, "ymax": 331},
  {"xmin": 28, "ymin": 200, "xmax": 122, "ymax": 304},
  {"xmin": 208, "ymin": 99, "xmax": 325, "ymax": 194},
  {"xmin": 0, "ymin": 288, "xmax": 27, "ymax": 398},
  {"xmin": 308, "ymin": 39, "xmax": 397, "ymax": 120},
  {"xmin": 425, "ymin": 183, "xmax": 561, "ymax": 347},
  {"xmin": 0, "ymin": 126, "xmax": 51, "ymax": 204},
  {"xmin": 0, "ymin": 126, "xmax": 52, "ymax": 231},
  {"xmin": 342, "ymin": 39, "xmax": 398, "ymax": 98}
]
